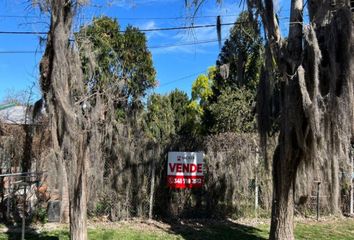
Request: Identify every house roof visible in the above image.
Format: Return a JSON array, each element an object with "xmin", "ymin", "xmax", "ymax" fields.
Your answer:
[{"xmin": 0, "ymin": 104, "xmax": 31, "ymax": 125}]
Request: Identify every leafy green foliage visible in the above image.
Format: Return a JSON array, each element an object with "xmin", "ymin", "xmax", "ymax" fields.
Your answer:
[
  {"xmin": 202, "ymin": 11, "xmax": 263, "ymax": 134},
  {"xmin": 168, "ymin": 89, "xmax": 190, "ymax": 134},
  {"xmin": 76, "ymin": 16, "xmax": 156, "ymax": 103},
  {"xmin": 191, "ymin": 67, "xmax": 215, "ymax": 104},
  {"xmin": 122, "ymin": 26, "xmax": 156, "ymax": 100},
  {"xmin": 145, "ymin": 94, "xmax": 175, "ymax": 143},
  {"xmin": 144, "ymin": 89, "xmax": 205, "ymax": 141},
  {"xmin": 214, "ymin": 12, "xmax": 262, "ymax": 94},
  {"xmin": 33, "ymin": 207, "xmax": 48, "ymax": 224},
  {"xmin": 208, "ymin": 87, "xmax": 256, "ymax": 133},
  {"xmin": 187, "ymin": 66, "xmax": 217, "ymax": 135}
]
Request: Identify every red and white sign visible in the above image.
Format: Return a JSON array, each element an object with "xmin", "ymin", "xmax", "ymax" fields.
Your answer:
[{"xmin": 167, "ymin": 152, "xmax": 204, "ymax": 189}]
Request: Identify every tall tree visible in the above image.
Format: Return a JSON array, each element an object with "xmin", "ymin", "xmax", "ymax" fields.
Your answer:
[
  {"xmin": 204, "ymin": 12, "xmax": 262, "ymax": 134},
  {"xmin": 76, "ymin": 17, "xmax": 156, "ymax": 117},
  {"xmin": 189, "ymin": 67, "xmax": 215, "ymax": 135},
  {"xmin": 75, "ymin": 17, "xmax": 157, "ymax": 216},
  {"xmin": 37, "ymin": 0, "xmax": 90, "ymax": 239},
  {"xmin": 246, "ymin": 0, "xmax": 354, "ymax": 239},
  {"xmin": 145, "ymin": 94, "xmax": 175, "ymax": 143},
  {"xmin": 213, "ymin": 11, "xmax": 262, "ymax": 96},
  {"xmin": 208, "ymin": 87, "xmax": 256, "ymax": 133},
  {"xmin": 168, "ymin": 89, "xmax": 190, "ymax": 134},
  {"xmin": 187, "ymin": 1, "xmax": 353, "ymax": 239}
]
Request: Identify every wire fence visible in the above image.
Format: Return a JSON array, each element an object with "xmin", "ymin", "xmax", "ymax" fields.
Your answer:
[{"xmin": 0, "ymin": 124, "xmax": 353, "ymax": 223}]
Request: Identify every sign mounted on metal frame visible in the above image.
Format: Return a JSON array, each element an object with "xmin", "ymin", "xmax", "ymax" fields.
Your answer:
[{"xmin": 167, "ymin": 152, "xmax": 204, "ymax": 189}]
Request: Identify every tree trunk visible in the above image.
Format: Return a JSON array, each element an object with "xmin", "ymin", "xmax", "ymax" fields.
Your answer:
[
  {"xmin": 68, "ymin": 134, "xmax": 88, "ymax": 240},
  {"xmin": 249, "ymin": 1, "xmax": 353, "ymax": 239},
  {"xmin": 270, "ymin": 147, "xmax": 297, "ymax": 240},
  {"xmin": 21, "ymin": 125, "xmax": 33, "ymax": 173},
  {"xmin": 39, "ymin": 1, "xmax": 88, "ymax": 239},
  {"xmin": 270, "ymin": 188, "xmax": 294, "ymax": 240},
  {"xmin": 269, "ymin": 77, "xmax": 303, "ymax": 240},
  {"xmin": 269, "ymin": 1, "xmax": 303, "ymax": 238}
]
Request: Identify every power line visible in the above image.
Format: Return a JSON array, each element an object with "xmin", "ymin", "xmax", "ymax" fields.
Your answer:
[
  {"xmin": 0, "ymin": 12, "xmax": 299, "ymax": 37},
  {"xmin": 159, "ymin": 71, "xmax": 205, "ymax": 87},
  {"xmin": 0, "ymin": 8, "xmax": 295, "ymax": 20},
  {"xmin": 0, "ymin": 8, "xmax": 294, "ymax": 21},
  {"xmin": 0, "ymin": 16, "xmax": 298, "ymax": 36},
  {"xmin": 110, "ymin": 14, "xmax": 238, "ymax": 20},
  {"xmin": 0, "ymin": 30, "xmax": 47, "ymax": 35},
  {"xmin": 0, "ymin": 22, "xmax": 236, "ymax": 35},
  {"xmin": 139, "ymin": 23, "xmax": 235, "ymax": 32},
  {"xmin": 0, "ymin": 14, "xmax": 238, "ymax": 21},
  {"xmin": 0, "ymin": 38, "xmax": 225, "ymax": 54},
  {"xmin": 0, "ymin": 15, "xmax": 49, "ymax": 19},
  {"xmin": 150, "ymin": 39, "xmax": 224, "ymax": 49},
  {"xmin": 0, "ymin": 50, "xmax": 44, "ymax": 54}
]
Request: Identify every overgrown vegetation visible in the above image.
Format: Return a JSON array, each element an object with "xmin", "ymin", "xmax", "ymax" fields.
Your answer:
[{"xmin": 1, "ymin": 1, "xmax": 353, "ymax": 239}]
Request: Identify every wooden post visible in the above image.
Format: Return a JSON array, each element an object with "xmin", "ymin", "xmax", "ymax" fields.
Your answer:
[
  {"xmin": 6, "ymin": 155, "xmax": 11, "ymax": 220},
  {"xmin": 350, "ymin": 146, "xmax": 353, "ymax": 215},
  {"xmin": 149, "ymin": 147, "xmax": 157, "ymax": 220},
  {"xmin": 149, "ymin": 162, "xmax": 155, "ymax": 220},
  {"xmin": 255, "ymin": 147, "xmax": 259, "ymax": 218},
  {"xmin": 6, "ymin": 177, "xmax": 10, "ymax": 220},
  {"xmin": 21, "ymin": 184, "xmax": 27, "ymax": 240},
  {"xmin": 316, "ymin": 181, "xmax": 321, "ymax": 221}
]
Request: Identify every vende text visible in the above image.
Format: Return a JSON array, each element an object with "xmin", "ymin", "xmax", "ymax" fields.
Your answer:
[{"xmin": 169, "ymin": 163, "xmax": 203, "ymax": 173}]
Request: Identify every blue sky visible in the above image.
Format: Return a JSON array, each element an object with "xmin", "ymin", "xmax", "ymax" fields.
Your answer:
[{"xmin": 0, "ymin": 0, "xmax": 290, "ymax": 103}]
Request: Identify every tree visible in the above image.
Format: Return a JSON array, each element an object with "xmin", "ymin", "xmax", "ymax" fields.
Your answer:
[
  {"xmin": 191, "ymin": 67, "xmax": 214, "ymax": 105},
  {"xmin": 208, "ymin": 87, "xmax": 256, "ymax": 133},
  {"xmin": 145, "ymin": 94, "xmax": 175, "ymax": 143},
  {"xmin": 189, "ymin": 67, "xmax": 215, "ymax": 135},
  {"xmin": 168, "ymin": 89, "xmax": 190, "ymax": 134},
  {"xmin": 76, "ymin": 17, "xmax": 156, "ymax": 118},
  {"xmin": 213, "ymin": 11, "xmax": 262, "ymax": 96},
  {"xmin": 246, "ymin": 0, "xmax": 354, "ymax": 239},
  {"xmin": 187, "ymin": 1, "xmax": 353, "ymax": 239},
  {"xmin": 74, "ymin": 17, "xmax": 157, "ymax": 220},
  {"xmin": 37, "ymin": 1, "xmax": 90, "ymax": 239},
  {"xmin": 205, "ymin": 12, "xmax": 263, "ymax": 134}
]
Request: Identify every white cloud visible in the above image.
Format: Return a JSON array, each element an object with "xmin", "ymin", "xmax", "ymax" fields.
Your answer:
[
  {"xmin": 113, "ymin": 0, "xmax": 241, "ymax": 55},
  {"xmin": 151, "ymin": 15, "xmax": 233, "ymax": 55},
  {"xmin": 162, "ymin": 0, "xmax": 243, "ymax": 52},
  {"xmin": 137, "ymin": 20, "xmax": 167, "ymax": 39},
  {"xmin": 109, "ymin": 0, "xmax": 178, "ymax": 9},
  {"xmin": 151, "ymin": 42, "xmax": 214, "ymax": 55}
]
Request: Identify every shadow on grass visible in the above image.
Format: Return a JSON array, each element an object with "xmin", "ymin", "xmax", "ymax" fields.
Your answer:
[
  {"xmin": 159, "ymin": 219, "xmax": 267, "ymax": 240},
  {"xmin": 3, "ymin": 223, "xmax": 67, "ymax": 240}
]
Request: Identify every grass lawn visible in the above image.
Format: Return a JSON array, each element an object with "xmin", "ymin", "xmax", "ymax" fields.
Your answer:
[{"xmin": 0, "ymin": 218, "xmax": 353, "ymax": 240}]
